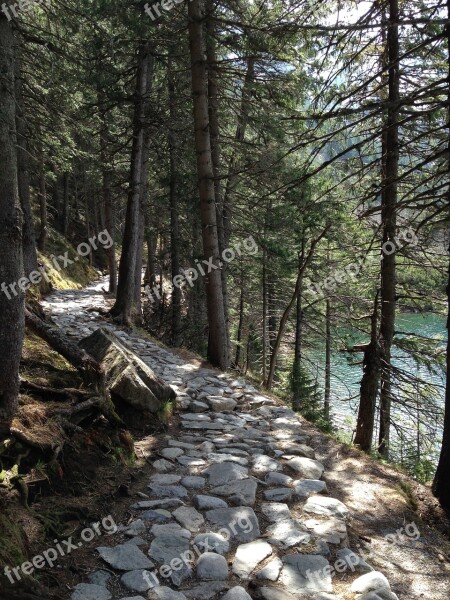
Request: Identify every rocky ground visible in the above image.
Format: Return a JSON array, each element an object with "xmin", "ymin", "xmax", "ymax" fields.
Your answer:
[{"xmin": 39, "ymin": 279, "xmax": 448, "ymax": 600}]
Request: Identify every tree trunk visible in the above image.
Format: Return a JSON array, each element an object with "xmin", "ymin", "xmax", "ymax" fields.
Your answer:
[
  {"xmin": 14, "ymin": 43, "xmax": 38, "ymax": 275},
  {"xmin": 168, "ymin": 50, "xmax": 182, "ymax": 346},
  {"xmin": 292, "ymin": 287, "xmax": 303, "ymax": 411},
  {"xmin": 432, "ymin": 0, "xmax": 450, "ymax": 515},
  {"xmin": 354, "ymin": 296, "xmax": 381, "ymax": 452},
  {"xmin": 234, "ymin": 272, "xmax": 245, "ymax": 368},
  {"xmin": 0, "ymin": 16, "xmax": 25, "ymax": 435},
  {"xmin": 188, "ymin": 0, "xmax": 229, "ymax": 370},
  {"xmin": 324, "ymin": 298, "xmax": 331, "ymax": 420},
  {"xmin": 111, "ymin": 43, "xmax": 152, "ymax": 325},
  {"xmin": 98, "ymin": 93, "xmax": 117, "ymax": 294},
  {"xmin": 378, "ymin": 0, "xmax": 399, "ymax": 457},
  {"xmin": 37, "ymin": 150, "xmax": 48, "ymax": 252},
  {"xmin": 62, "ymin": 172, "xmax": 70, "ymax": 236}
]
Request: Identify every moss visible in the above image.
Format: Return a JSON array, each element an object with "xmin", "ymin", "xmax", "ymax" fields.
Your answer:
[{"xmin": 0, "ymin": 510, "xmax": 28, "ymax": 572}]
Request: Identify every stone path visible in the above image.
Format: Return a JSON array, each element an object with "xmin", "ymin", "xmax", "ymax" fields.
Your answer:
[{"xmin": 42, "ymin": 279, "xmax": 399, "ymax": 600}]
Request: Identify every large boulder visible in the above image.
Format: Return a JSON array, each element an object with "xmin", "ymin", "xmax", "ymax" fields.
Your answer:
[{"xmin": 79, "ymin": 328, "xmax": 175, "ymax": 417}]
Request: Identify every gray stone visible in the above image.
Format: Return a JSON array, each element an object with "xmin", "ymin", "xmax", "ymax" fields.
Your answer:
[
  {"xmin": 285, "ymin": 457, "xmax": 324, "ymax": 479},
  {"xmin": 206, "ymin": 507, "xmax": 260, "ymax": 542},
  {"xmin": 256, "ymin": 557, "xmax": 283, "ymax": 581},
  {"xmin": 97, "ymin": 543, "xmax": 153, "ymax": 571},
  {"xmin": 141, "ymin": 510, "xmax": 172, "ymax": 523},
  {"xmin": 197, "ymin": 552, "xmax": 229, "ymax": 580},
  {"xmin": 177, "ymin": 455, "xmax": 207, "ymax": 467},
  {"xmin": 208, "ymin": 397, "xmax": 237, "ymax": 412},
  {"xmin": 181, "ymin": 476, "xmax": 206, "ymax": 489},
  {"xmin": 172, "ymin": 506, "xmax": 205, "ymax": 532},
  {"xmin": 124, "ymin": 519, "xmax": 146, "ymax": 536},
  {"xmin": 280, "ymin": 554, "xmax": 332, "ymax": 593},
  {"xmin": 169, "ymin": 440, "xmax": 196, "ymax": 450},
  {"xmin": 87, "ymin": 570, "xmax": 111, "ymax": 586},
  {"xmin": 211, "ymin": 479, "xmax": 258, "ymax": 506},
  {"xmin": 303, "ymin": 496, "xmax": 349, "ymax": 518},
  {"xmin": 133, "ymin": 498, "xmax": 182, "ymax": 510},
  {"xmin": 252, "ymin": 455, "xmax": 281, "ymax": 474},
  {"xmin": 71, "ymin": 583, "xmax": 111, "ymax": 600},
  {"xmin": 304, "ymin": 518, "xmax": 348, "ymax": 545},
  {"xmin": 204, "ymin": 462, "xmax": 248, "ymax": 486},
  {"xmin": 184, "ymin": 582, "xmax": 229, "ymax": 599},
  {"xmin": 120, "ymin": 570, "xmax": 154, "ymax": 593},
  {"xmin": 279, "ymin": 444, "xmax": 316, "ymax": 459},
  {"xmin": 207, "ymin": 452, "xmax": 248, "ymax": 466},
  {"xmin": 121, "ymin": 597, "xmax": 147, "ymax": 600},
  {"xmin": 358, "ymin": 590, "xmax": 399, "ymax": 600},
  {"xmin": 148, "ymin": 484, "xmax": 188, "ymax": 499},
  {"xmin": 259, "ymin": 588, "xmax": 296, "ymax": 600},
  {"xmin": 294, "ymin": 479, "xmax": 327, "ymax": 498},
  {"xmin": 149, "ymin": 534, "xmax": 190, "ymax": 564},
  {"xmin": 194, "ymin": 495, "xmax": 228, "ymax": 509},
  {"xmin": 336, "ymin": 548, "xmax": 373, "ymax": 573},
  {"xmin": 263, "ymin": 488, "xmax": 293, "ymax": 502},
  {"xmin": 150, "ymin": 474, "xmax": 182, "ymax": 485},
  {"xmin": 193, "ymin": 532, "xmax": 230, "ymax": 555},
  {"xmin": 261, "ymin": 502, "xmax": 291, "ymax": 522},
  {"xmin": 191, "ymin": 401, "xmax": 210, "ymax": 413},
  {"xmin": 232, "ymin": 540, "xmax": 272, "ymax": 579},
  {"xmin": 153, "ymin": 459, "xmax": 175, "ymax": 473},
  {"xmin": 222, "ymin": 587, "xmax": 253, "ymax": 600},
  {"xmin": 182, "ymin": 412, "xmax": 211, "ymax": 421},
  {"xmin": 265, "ymin": 472, "xmax": 293, "ymax": 486},
  {"xmin": 350, "ymin": 572, "xmax": 391, "ymax": 594},
  {"xmin": 148, "ymin": 587, "xmax": 188, "ymax": 600},
  {"xmin": 160, "ymin": 447, "xmax": 184, "ymax": 459},
  {"xmin": 218, "ymin": 448, "xmax": 249, "ymax": 457},
  {"xmin": 266, "ymin": 519, "xmax": 311, "ymax": 548},
  {"xmin": 150, "ymin": 523, "xmax": 191, "ymax": 538}
]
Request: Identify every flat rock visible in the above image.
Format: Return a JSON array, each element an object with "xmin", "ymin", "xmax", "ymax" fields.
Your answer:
[
  {"xmin": 232, "ymin": 540, "xmax": 273, "ymax": 579},
  {"xmin": 304, "ymin": 518, "xmax": 348, "ymax": 545},
  {"xmin": 132, "ymin": 499, "xmax": 182, "ymax": 510},
  {"xmin": 87, "ymin": 570, "xmax": 111, "ymax": 586},
  {"xmin": 148, "ymin": 484, "xmax": 188, "ymax": 499},
  {"xmin": 150, "ymin": 523, "xmax": 191, "ymax": 538},
  {"xmin": 222, "ymin": 586, "xmax": 253, "ymax": 600},
  {"xmin": 193, "ymin": 532, "xmax": 230, "ymax": 555},
  {"xmin": 351, "ymin": 572, "xmax": 391, "ymax": 594},
  {"xmin": 153, "ymin": 459, "xmax": 175, "ymax": 473},
  {"xmin": 177, "ymin": 456, "xmax": 207, "ymax": 467},
  {"xmin": 141, "ymin": 510, "xmax": 172, "ymax": 523},
  {"xmin": 207, "ymin": 452, "xmax": 248, "ymax": 466},
  {"xmin": 172, "ymin": 506, "xmax": 205, "ymax": 532},
  {"xmin": 252, "ymin": 455, "xmax": 282, "ymax": 474},
  {"xmin": 97, "ymin": 543, "xmax": 153, "ymax": 571},
  {"xmin": 206, "ymin": 507, "xmax": 260, "ymax": 542},
  {"xmin": 197, "ymin": 552, "xmax": 229, "ymax": 580},
  {"xmin": 124, "ymin": 519, "xmax": 146, "ymax": 536},
  {"xmin": 148, "ymin": 587, "xmax": 188, "ymax": 600},
  {"xmin": 208, "ymin": 397, "xmax": 237, "ymax": 412},
  {"xmin": 120, "ymin": 570, "xmax": 154, "ymax": 593},
  {"xmin": 263, "ymin": 488, "xmax": 293, "ymax": 502},
  {"xmin": 148, "ymin": 534, "xmax": 192, "ymax": 586},
  {"xmin": 261, "ymin": 502, "xmax": 291, "ymax": 522},
  {"xmin": 285, "ymin": 457, "xmax": 324, "ymax": 479},
  {"xmin": 191, "ymin": 401, "xmax": 209, "ymax": 412},
  {"xmin": 266, "ymin": 519, "xmax": 311, "ymax": 548},
  {"xmin": 336, "ymin": 548, "xmax": 373, "ymax": 573},
  {"xmin": 181, "ymin": 476, "xmax": 206, "ymax": 489},
  {"xmin": 150, "ymin": 474, "xmax": 182, "ymax": 485},
  {"xmin": 211, "ymin": 479, "xmax": 258, "ymax": 506},
  {"xmin": 204, "ymin": 462, "xmax": 248, "ymax": 486},
  {"xmin": 71, "ymin": 584, "xmax": 111, "ymax": 600},
  {"xmin": 160, "ymin": 447, "xmax": 184, "ymax": 459},
  {"xmin": 304, "ymin": 496, "xmax": 349, "ymax": 518},
  {"xmin": 280, "ymin": 554, "xmax": 332, "ymax": 593},
  {"xmin": 279, "ymin": 444, "xmax": 316, "ymax": 459},
  {"xmin": 259, "ymin": 587, "xmax": 296, "ymax": 600},
  {"xmin": 194, "ymin": 495, "xmax": 228, "ymax": 509},
  {"xmin": 357, "ymin": 590, "xmax": 399, "ymax": 600},
  {"xmin": 256, "ymin": 557, "xmax": 283, "ymax": 581},
  {"xmin": 265, "ymin": 472, "xmax": 293, "ymax": 486},
  {"xmin": 294, "ymin": 479, "xmax": 328, "ymax": 498}
]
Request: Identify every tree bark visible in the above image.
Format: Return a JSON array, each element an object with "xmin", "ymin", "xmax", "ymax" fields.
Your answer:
[
  {"xmin": 324, "ymin": 298, "xmax": 332, "ymax": 420},
  {"xmin": 378, "ymin": 0, "xmax": 399, "ymax": 457},
  {"xmin": 37, "ymin": 150, "xmax": 48, "ymax": 252},
  {"xmin": 188, "ymin": 0, "xmax": 229, "ymax": 369},
  {"xmin": 14, "ymin": 42, "xmax": 38, "ymax": 276},
  {"xmin": 0, "ymin": 15, "xmax": 25, "ymax": 435},
  {"xmin": 432, "ymin": 0, "xmax": 450, "ymax": 515},
  {"xmin": 111, "ymin": 43, "xmax": 152, "ymax": 325}
]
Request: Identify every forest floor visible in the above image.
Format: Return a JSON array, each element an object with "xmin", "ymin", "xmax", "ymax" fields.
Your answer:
[{"xmin": 0, "ymin": 278, "xmax": 449, "ymax": 600}]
